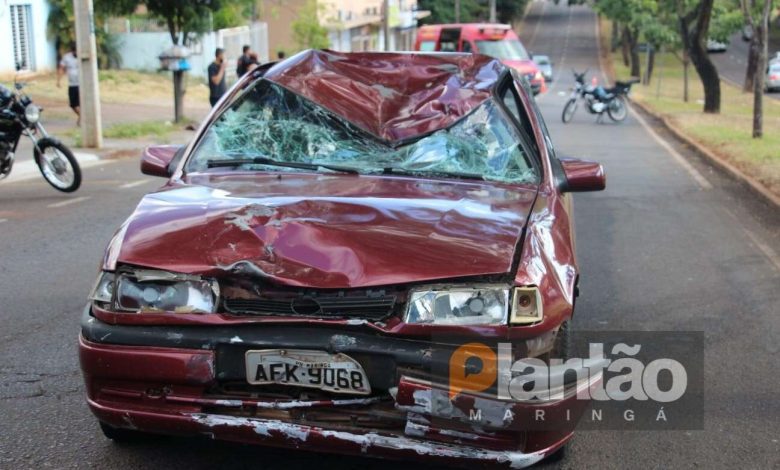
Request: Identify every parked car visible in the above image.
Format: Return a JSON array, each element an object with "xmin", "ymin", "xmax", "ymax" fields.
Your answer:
[
  {"xmin": 532, "ymin": 54, "xmax": 554, "ymax": 81},
  {"xmin": 79, "ymin": 50, "xmax": 605, "ymax": 468},
  {"xmin": 766, "ymin": 63, "xmax": 780, "ymax": 92},
  {"xmin": 415, "ymin": 23, "xmax": 547, "ymax": 94},
  {"xmin": 706, "ymin": 39, "xmax": 728, "ymax": 53}
]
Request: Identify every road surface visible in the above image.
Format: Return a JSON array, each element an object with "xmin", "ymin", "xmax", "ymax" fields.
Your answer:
[{"xmin": 1, "ymin": 1, "xmax": 778, "ymax": 469}]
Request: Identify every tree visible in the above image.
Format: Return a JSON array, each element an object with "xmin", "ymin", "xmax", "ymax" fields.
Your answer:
[
  {"xmin": 144, "ymin": 0, "xmax": 223, "ymax": 47},
  {"xmin": 418, "ymin": 0, "xmax": 485, "ymax": 24},
  {"xmin": 678, "ymin": 0, "xmax": 721, "ymax": 113},
  {"xmin": 291, "ymin": 0, "xmax": 330, "ymax": 50},
  {"xmin": 740, "ymin": 0, "xmax": 777, "ymax": 93},
  {"xmin": 47, "ymin": 0, "xmax": 135, "ymax": 68},
  {"xmin": 741, "ymin": 0, "xmax": 774, "ymax": 137},
  {"xmin": 212, "ymin": 0, "xmax": 257, "ymax": 30}
]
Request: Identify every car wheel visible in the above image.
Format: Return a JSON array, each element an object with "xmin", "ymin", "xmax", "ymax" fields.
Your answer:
[{"xmin": 99, "ymin": 421, "xmax": 155, "ymax": 443}]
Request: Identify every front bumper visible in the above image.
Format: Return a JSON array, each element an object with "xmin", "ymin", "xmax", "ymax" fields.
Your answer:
[{"xmin": 80, "ymin": 308, "xmax": 598, "ymax": 467}]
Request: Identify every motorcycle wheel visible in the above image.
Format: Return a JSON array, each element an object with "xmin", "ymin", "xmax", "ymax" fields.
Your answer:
[
  {"xmin": 34, "ymin": 139, "xmax": 82, "ymax": 192},
  {"xmin": 561, "ymin": 99, "xmax": 577, "ymax": 123},
  {"xmin": 607, "ymin": 96, "xmax": 628, "ymax": 122}
]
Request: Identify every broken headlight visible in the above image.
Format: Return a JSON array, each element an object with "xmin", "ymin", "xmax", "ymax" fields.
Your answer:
[
  {"xmin": 405, "ymin": 286, "xmax": 510, "ymax": 325},
  {"xmin": 89, "ymin": 270, "xmax": 219, "ymax": 314},
  {"xmin": 404, "ymin": 285, "xmax": 543, "ymax": 326}
]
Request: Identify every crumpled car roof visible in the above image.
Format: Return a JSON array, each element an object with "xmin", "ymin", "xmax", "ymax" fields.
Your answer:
[{"xmin": 263, "ymin": 50, "xmax": 505, "ymax": 142}]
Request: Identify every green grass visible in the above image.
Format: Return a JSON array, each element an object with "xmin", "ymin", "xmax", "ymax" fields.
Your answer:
[
  {"xmin": 610, "ymin": 46, "xmax": 780, "ymax": 196},
  {"xmin": 103, "ymin": 120, "xmax": 173, "ymax": 140}
]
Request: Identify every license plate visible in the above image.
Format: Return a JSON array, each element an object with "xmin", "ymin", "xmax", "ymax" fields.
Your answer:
[{"xmin": 245, "ymin": 349, "xmax": 371, "ymax": 395}]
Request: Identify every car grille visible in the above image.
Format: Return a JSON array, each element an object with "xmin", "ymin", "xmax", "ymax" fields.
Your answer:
[{"xmin": 223, "ymin": 292, "xmax": 397, "ymax": 320}]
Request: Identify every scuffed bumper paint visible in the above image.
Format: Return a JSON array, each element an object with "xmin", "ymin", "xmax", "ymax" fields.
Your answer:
[
  {"xmin": 89, "ymin": 399, "xmax": 566, "ymax": 468},
  {"xmin": 80, "ymin": 314, "xmax": 591, "ymax": 467}
]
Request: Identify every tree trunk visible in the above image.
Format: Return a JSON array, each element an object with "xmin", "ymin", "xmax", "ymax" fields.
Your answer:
[
  {"xmin": 688, "ymin": 39, "xmax": 720, "ymax": 113},
  {"xmin": 679, "ymin": 0, "xmax": 720, "ymax": 113},
  {"xmin": 744, "ymin": 39, "xmax": 759, "ymax": 92},
  {"xmin": 683, "ymin": 54, "xmax": 690, "ymax": 102},
  {"xmin": 621, "ymin": 24, "xmax": 630, "ymax": 66},
  {"xmin": 751, "ymin": 0, "xmax": 772, "ymax": 138},
  {"xmin": 611, "ymin": 20, "xmax": 619, "ymax": 53},
  {"xmin": 644, "ymin": 47, "xmax": 656, "ymax": 84},
  {"xmin": 624, "ymin": 26, "xmax": 641, "ymax": 77}
]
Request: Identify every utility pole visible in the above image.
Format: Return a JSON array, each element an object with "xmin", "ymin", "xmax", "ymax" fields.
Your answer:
[
  {"xmin": 73, "ymin": 0, "xmax": 102, "ymax": 148},
  {"xmin": 383, "ymin": 0, "xmax": 390, "ymax": 52},
  {"xmin": 489, "ymin": 0, "xmax": 497, "ymax": 23}
]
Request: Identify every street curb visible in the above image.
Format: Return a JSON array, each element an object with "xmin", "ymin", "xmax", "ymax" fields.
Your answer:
[{"xmin": 631, "ymin": 99, "xmax": 780, "ymax": 209}]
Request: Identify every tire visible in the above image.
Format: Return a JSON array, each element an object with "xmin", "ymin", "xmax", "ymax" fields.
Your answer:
[
  {"xmin": 607, "ymin": 95, "xmax": 627, "ymax": 122},
  {"xmin": 34, "ymin": 138, "xmax": 81, "ymax": 192},
  {"xmin": 561, "ymin": 99, "xmax": 577, "ymax": 123},
  {"xmin": 99, "ymin": 421, "xmax": 154, "ymax": 443}
]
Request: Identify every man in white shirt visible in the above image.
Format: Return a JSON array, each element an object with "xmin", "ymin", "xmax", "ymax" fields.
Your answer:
[{"xmin": 57, "ymin": 44, "xmax": 80, "ymax": 126}]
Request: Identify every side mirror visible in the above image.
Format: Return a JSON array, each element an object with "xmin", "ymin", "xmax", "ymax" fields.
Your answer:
[
  {"xmin": 141, "ymin": 145, "xmax": 184, "ymax": 177},
  {"xmin": 560, "ymin": 158, "xmax": 605, "ymax": 192}
]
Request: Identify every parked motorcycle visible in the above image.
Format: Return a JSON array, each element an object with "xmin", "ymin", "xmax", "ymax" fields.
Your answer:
[
  {"xmin": 561, "ymin": 69, "xmax": 639, "ymax": 124},
  {"xmin": 0, "ymin": 75, "xmax": 81, "ymax": 192}
]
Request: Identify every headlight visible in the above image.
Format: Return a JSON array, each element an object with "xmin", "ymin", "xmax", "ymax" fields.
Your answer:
[
  {"xmin": 24, "ymin": 104, "xmax": 40, "ymax": 123},
  {"xmin": 89, "ymin": 269, "xmax": 219, "ymax": 314},
  {"xmin": 534, "ymin": 71, "xmax": 543, "ymax": 81},
  {"xmin": 404, "ymin": 285, "xmax": 543, "ymax": 326},
  {"xmin": 405, "ymin": 285, "xmax": 510, "ymax": 325}
]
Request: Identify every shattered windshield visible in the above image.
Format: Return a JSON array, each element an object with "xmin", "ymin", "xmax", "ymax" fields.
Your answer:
[{"xmin": 187, "ymin": 80, "xmax": 538, "ymax": 184}]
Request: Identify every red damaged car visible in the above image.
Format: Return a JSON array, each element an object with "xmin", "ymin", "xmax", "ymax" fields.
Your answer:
[{"xmin": 80, "ymin": 50, "xmax": 605, "ymax": 467}]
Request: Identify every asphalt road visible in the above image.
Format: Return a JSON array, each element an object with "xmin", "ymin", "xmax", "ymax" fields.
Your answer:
[
  {"xmin": 709, "ymin": 31, "xmax": 780, "ymax": 100},
  {"xmin": 1, "ymin": 1, "xmax": 778, "ymax": 469}
]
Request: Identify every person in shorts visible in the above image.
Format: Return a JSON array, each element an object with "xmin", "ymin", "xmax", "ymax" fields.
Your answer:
[{"xmin": 57, "ymin": 44, "xmax": 80, "ymax": 126}]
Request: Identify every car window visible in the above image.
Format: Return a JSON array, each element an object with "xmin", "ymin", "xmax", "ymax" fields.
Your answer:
[
  {"xmin": 461, "ymin": 41, "xmax": 473, "ymax": 53},
  {"xmin": 475, "ymin": 39, "xmax": 530, "ymax": 61},
  {"xmin": 500, "ymin": 83, "xmax": 540, "ymax": 159},
  {"xmin": 419, "ymin": 41, "xmax": 436, "ymax": 52},
  {"xmin": 188, "ymin": 80, "xmax": 539, "ymax": 185}
]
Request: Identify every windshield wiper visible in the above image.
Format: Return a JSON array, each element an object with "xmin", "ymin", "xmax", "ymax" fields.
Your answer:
[
  {"xmin": 382, "ymin": 167, "xmax": 485, "ymax": 181},
  {"xmin": 206, "ymin": 156, "xmax": 359, "ymax": 174}
]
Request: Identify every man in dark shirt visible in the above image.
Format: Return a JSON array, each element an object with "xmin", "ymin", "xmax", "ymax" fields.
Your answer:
[
  {"xmin": 236, "ymin": 45, "xmax": 252, "ymax": 77},
  {"xmin": 208, "ymin": 48, "xmax": 227, "ymax": 107}
]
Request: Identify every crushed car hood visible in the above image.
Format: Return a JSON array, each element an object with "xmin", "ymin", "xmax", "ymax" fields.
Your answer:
[{"xmin": 112, "ymin": 173, "xmax": 537, "ymax": 288}]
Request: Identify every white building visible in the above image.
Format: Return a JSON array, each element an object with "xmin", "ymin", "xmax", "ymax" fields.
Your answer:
[{"xmin": 0, "ymin": 0, "xmax": 57, "ymax": 73}]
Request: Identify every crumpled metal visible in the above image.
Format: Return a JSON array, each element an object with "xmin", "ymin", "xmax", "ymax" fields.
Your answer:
[{"xmin": 263, "ymin": 49, "xmax": 506, "ymax": 142}]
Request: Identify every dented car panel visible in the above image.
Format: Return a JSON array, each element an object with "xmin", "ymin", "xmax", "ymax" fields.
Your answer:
[
  {"xmin": 107, "ymin": 175, "xmax": 538, "ymax": 288},
  {"xmin": 80, "ymin": 50, "xmax": 605, "ymax": 467}
]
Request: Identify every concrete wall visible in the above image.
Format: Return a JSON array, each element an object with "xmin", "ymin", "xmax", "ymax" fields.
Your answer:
[
  {"xmin": 116, "ymin": 23, "xmax": 268, "ymax": 80},
  {"xmin": 0, "ymin": 0, "xmax": 57, "ymax": 73}
]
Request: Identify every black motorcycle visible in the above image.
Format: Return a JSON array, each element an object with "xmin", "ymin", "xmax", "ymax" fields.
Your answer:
[
  {"xmin": 0, "ymin": 76, "xmax": 81, "ymax": 192},
  {"xmin": 561, "ymin": 69, "xmax": 639, "ymax": 124}
]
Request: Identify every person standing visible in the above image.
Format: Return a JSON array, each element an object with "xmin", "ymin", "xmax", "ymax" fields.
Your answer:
[
  {"xmin": 236, "ymin": 45, "xmax": 252, "ymax": 77},
  {"xmin": 208, "ymin": 48, "xmax": 227, "ymax": 107},
  {"xmin": 57, "ymin": 44, "xmax": 80, "ymax": 126}
]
